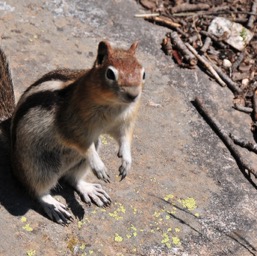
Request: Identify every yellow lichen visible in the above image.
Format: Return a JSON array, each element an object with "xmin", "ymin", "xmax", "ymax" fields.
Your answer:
[
  {"xmin": 153, "ymin": 211, "xmax": 161, "ymax": 218},
  {"xmin": 100, "ymin": 135, "xmax": 108, "ymax": 145},
  {"xmin": 21, "ymin": 216, "xmax": 27, "ymax": 223},
  {"xmin": 27, "ymin": 250, "xmax": 36, "ymax": 256},
  {"xmin": 172, "ymin": 236, "xmax": 181, "ymax": 245},
  {"xmin": 175, "ymin": 227, "xmax": 180, "ymax": 233},
  {"xmin": 22, "ymin": 224, "xmax": 33, "ymax": 232},
  {"xmin": 80, "ymin": 243, "xmax": 86, "ymax": 250},
  {"xmin": 178, "ymin": 197, "xmax": 197, "ymax": 211},
  {"xmin": 114, "ymin": 233, "xmax": 123, "ymax": 242},
  {"xmin": 164, "ymin": 194, "xmax": 174, "ymax": 201},
  {"xmin": 126, "ymin": 234, "xmax": 132, "ymax": 239},
  {"xmin": 161, "ymin": 233, "xmax": 171, "ymax": 248}
]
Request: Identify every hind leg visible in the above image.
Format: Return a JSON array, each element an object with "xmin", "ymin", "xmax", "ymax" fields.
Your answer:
[{"xmin": 64, "ymin": 159, "xmax": 111, "ymax": 207}]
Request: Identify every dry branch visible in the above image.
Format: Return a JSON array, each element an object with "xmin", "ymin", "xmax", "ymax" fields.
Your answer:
[
  {"xmin": 253, "ymin": 88, "xmax": 257, "ymax": 121},
  {"xmin": 247, "ymin": 0, "xmax": 257, "ymax": 28},
  {"xmin": 134, "ymin": 13, "xmax": 159, "ymax": 18},
  {"xmin": 230, "ymin": 134, "xmax": 257, "ymax": 154},
  {"xmin": 232, "ymin": 52, "xmax": 245, "ymax": 72},
  {"xmin": 171, "ymin": 3, "xmax": 210, "ymax": 13},
  {"xmin": 169, "ymin": 32, "xmax": 197, "ymax": 66},
  {"xmin": 144, "ymin": 15, "xmax": 181, "ymax": 29},
  {"xmin": 233, "ymin": 104, "xmax": 253, "ymax": 113},
  {"xmin": 204, "ymin": 57, "xmax": 243, "ymax": 94},
  {"xmin": 194, "ymin": 97, "xmax": 257, "ymax": 178},
  {"xmin": 185, "ymin": 43, "xmax": 226, "ymax": 86},
  {"xmin": 200, "ymin": 37, "xmax": 212, "ymax": 53},
  {"xmin": 200, "ymin": 31, "xmax": 227, "ymax": 49}
]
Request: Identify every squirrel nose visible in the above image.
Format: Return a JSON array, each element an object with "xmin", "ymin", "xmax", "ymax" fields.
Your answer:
[{"xmin": 126, "ymin": 92, "xmax": 138, "ymax": 102}]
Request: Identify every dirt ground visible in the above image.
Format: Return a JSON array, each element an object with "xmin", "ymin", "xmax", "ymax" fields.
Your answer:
[{"xmin": 1, "ymin": 0, "xmax": 257, "ymax": 255}]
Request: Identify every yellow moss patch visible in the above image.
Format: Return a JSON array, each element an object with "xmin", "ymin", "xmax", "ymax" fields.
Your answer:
[
  {"xmin": 178, "ymin": 197, "xmax": 197, "ymax": 211},
  {"xmin": 164, "ymin": 194, "xmax": 174, "ymax": 201},
  {"xmin": 114, "ymin": 234, "xmax": 123, "ymax": 242},
  {"xmin": 27, "ymin": 250, "xmax": 36, "ymax": 256},
  {"xmin": 172, "ymin": 236, "xmax": 181, "ymax": 245},
  {"xmin": 21, "ymin": 216, "xmax": 27, "ymax": 223},
  {"xmin": 161, "ymin": 233, "xmax": 171, "ymax": 248},
  {"xmin": 22, "ymin": 224, "xmax": 33, "ymax": 232},
  {"xmin": 100, "ymin": 135, "xmax": 108, "ymax": 145}
]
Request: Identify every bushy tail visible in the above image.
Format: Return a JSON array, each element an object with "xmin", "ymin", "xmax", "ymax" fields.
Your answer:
[{"xmin": 0, "ymin": 48, "xmax": 15, "ymax": 122}]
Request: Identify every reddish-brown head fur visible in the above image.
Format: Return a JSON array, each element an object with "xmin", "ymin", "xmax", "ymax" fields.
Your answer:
[{"xmin": 87, "ymin": 40, "xmax": 145, "ymax": 105}]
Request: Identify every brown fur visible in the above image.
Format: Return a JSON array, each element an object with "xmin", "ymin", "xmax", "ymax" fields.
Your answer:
[
  {"xmin": 0, "ymin": 48, "xmax": 15, "ymax": 122},
  {"xmin": 1, "ymin": 41, "xmax": 145, "ymax": 224}
]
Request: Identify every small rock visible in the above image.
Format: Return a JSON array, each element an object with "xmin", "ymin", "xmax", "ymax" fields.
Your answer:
[
  {"xmin": 242, "ymin": 78, "xmax": 249, "ymax": 87},
  {"xmin": 208, "ymin": 17, "xmax": 253, "ymax": 51},
  {"xmin": 223, "ymin": 59, "xmax": 232, "ymax": 68}
]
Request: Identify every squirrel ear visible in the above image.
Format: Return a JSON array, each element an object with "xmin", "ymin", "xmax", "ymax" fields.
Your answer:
[
  {"xmin": 96, "ymin": 41, "xmax": 112, "ymax": 65},
  {"xmin": 129, "ymin": 41, "xmax": 139, "ymax": 55}
]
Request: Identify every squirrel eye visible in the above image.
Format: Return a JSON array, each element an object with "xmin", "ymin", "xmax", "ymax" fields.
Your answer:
[
  {"xmin": 106, "ymin": 66, "xmax": 118, "ymax": 81},
  {"xmin": 142, "ymin": 71, "xmax": 146, "ymax": 80}
]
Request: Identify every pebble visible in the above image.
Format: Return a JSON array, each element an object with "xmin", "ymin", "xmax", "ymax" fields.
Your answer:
[{"xmin": 223, "ymin": 59, "xmax": 232, "ymax": 68}]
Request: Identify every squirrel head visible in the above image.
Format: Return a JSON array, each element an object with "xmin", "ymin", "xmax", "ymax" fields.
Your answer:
[{"xmin": 92, "ymin": 40, "xmax": 145, "ymax": 105}]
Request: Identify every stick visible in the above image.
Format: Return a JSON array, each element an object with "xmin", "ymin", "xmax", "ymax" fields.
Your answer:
[
  {"xmin": 134, "ymin": 13, "xmax": 159, "ymax": 18},
  {"xmin": 253, "ymin": 88, "xmax": 257, "ymax": 121},
  {"xmin": 200, "ymin": 31, "xmax": 227, "ymax": 49},
  {"xmin": 162, "ymin": 36, "xmax": 173, "ymax": 56},
  {"xmin": 169, "ymin": 32, "xmax": 197, "ymax": 66},
  {"xmin": 231, "ymin": 52, "xmax": 245, "ymax": 72},
  {"xmin": 144, "ymin": 15, "xmax": 181, "ymax": 29},
  {"xmin": 194, "ymin": 97, "xmax": 257, "ymax": 178},
  {"xmin": 233, "ymin": 104, "xmax": 253, "ymax": 113},
  {"xmin": 204, "ymin": 56, "xmax": 243, "ymax": 94},
  {"xmin": 171, "ymin": 3, "xmax": 210, "ymax": 13},
  {"xmin": 185, "ymin": 43, "xmax": 226, "ymax": 86},
  {"xmin": 200, "ymin": 36, "xmax": 212, "ymax": 53},
  {"xmin": 247, "ymin": 0, "xmax": 257, "ymax": 28},
  {"xmin": 230, "ymin": 134, "xmax": 257, "ymax": 154}
]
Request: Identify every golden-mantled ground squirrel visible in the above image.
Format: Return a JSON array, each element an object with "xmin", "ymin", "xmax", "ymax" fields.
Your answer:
[{"xmin": 0, "ymin": 41, "xmax": 145, "ymax": 224}]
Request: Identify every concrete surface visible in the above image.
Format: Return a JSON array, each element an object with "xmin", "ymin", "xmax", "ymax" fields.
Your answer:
[{"xmin": 0, "ymin": 0, "xmax": 257, "ymax": 255}]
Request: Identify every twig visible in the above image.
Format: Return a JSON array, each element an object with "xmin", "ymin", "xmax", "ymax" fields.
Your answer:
[
  {"xmin": 247, "ymin": 0, "xmax": 257, "ymax": 28},
  {"xmin": 171, "ymin": 3, "xmax": 210, "ymax": 14},
  {"xmin": 162, "ymin": 36, "xmax": 173, "ymax": 56},
  {"xmin": 185, "ymin": 43, "xmax": 226, "ymax": 86},
  {"xmin": 200, "ymin": 36, "xmax": 212, "ymax": 53},
  {"xmin": 200, "ymin": 31, "xmax": 227, "ymax": 49},
  {"xmin": 194, "ymin": 97, "xmax": 257, "ymax": 178},
  {"xmin": 204, "ymin": 56, "xmax": 243, "ymax": 94},
  {"xmin": 162, "ymin": 36, "xmax": 185, "ymax": 67},
  {"xmin": 230, "ymin": 134, "xmax": 257, "ymax": 154},
  {"xmin": 134, "ymin": 13, "xmax": 159, "ymax": 18},
  {"xmin": 144, "ymin": 15, "xmax": 181, "ymax": 29},
  {"xmin": 253, "ymin": 88, "xmax": 257, "ymax": 121},
  {"xmin": 233, "ymin": 104, "xmax": 253, "ymax": 113},
  {"xmin": 169, "ymin": 32, "xmax": 197, "ymax": 66},
  {"xmin": 171, "ymin": 10, "xmax": 257, "ymax": 17},
  {"xmin": 232, "ymin": 52, "xmax": 245, "ymax": 72}
]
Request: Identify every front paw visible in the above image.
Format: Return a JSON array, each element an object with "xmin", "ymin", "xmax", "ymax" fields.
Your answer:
[
  {"xmin": 92, "ymin": 164, "xmax": 110, "ymax": 183},
  {"xmin": 119, "ymin": 159, "xmax": 131, "ymax": 181}
]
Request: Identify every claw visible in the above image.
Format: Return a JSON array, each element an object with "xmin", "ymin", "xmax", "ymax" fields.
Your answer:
[
  {"xmin": 39, "ymin": 194, "xmax": 72, "ymax": 225},
  {"xmin": 119, "ymin": 165, "xmax": 127, "ymax": 181},
  {"xmin": 76, "ymin": 181, "xmax": 112, "ymax": 207}
]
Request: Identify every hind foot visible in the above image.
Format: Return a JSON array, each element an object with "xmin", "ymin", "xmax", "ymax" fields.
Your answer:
[
  {"xmin": 39, "ymin": 194, "xmax": 73, "ymax": 225},
  {"xmin": 76, "ymin": 180, "xmax": 111, "ymax": 207}
]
